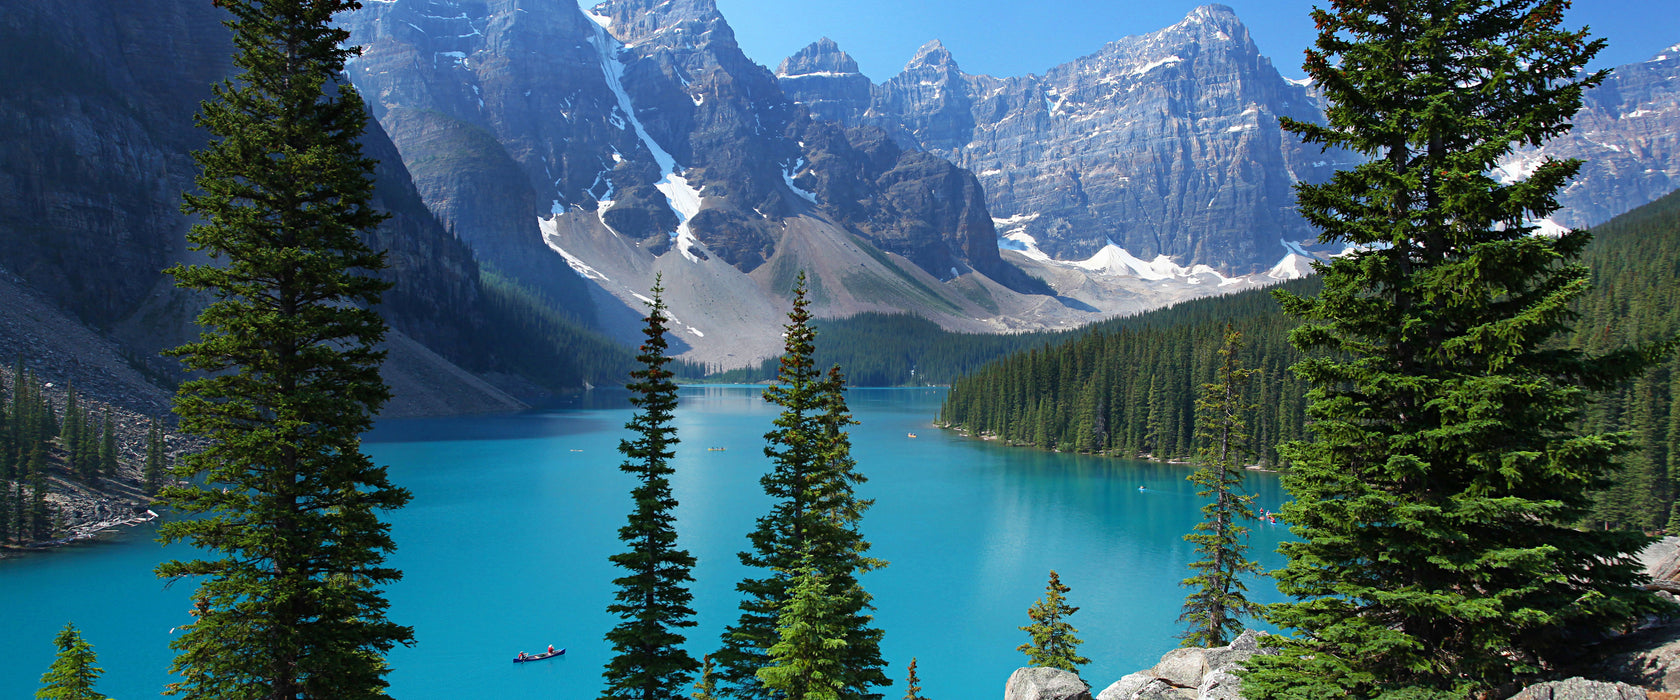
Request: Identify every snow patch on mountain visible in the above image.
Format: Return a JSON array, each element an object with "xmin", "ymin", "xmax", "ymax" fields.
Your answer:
[
  {"xmin": 998, "ymin": 230, "xmax": 1052, "ymax": 262},
  {"xmin": 1129, "ymin": 55, "xmax": 1182, "ymax": 76},
  {"xmin": 1268, "ymin": 253, "xmax": 1315, "ymax": 280},
  {"xmin": 585, "ymin": 10, "xmax": 711, "ymax": 262},
  {"xmin": 538, "ymin": 217, "xmax": 611, "ymax": 281}
]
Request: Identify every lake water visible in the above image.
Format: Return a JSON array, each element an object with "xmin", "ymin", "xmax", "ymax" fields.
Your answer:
[{"xmin": 0, "ymin": 386, "xmax": 1290, "ymax": 699}]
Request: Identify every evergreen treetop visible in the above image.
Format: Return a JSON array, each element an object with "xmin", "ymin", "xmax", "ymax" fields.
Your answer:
[
  {"xmin": 156, "ymin": 0, "xmax": 412, "ymax": 697},
  {"xmin": 37, "ymin": 622, "xmax": 106, "ymax": 700},
  {"xmin": 1178, "ymin": 327, "xmax": 1263, "ymax": 648},
  {"xmin": 717, "ymin": 273, "xmax": 889, "ymax": 700},
  {"xmin": 1245, "ymin": 0, "xmax": 1675, "ymax": 696},
  {"xmin": 602, "ymin": 278, "xmax": 700, "ymax": 700},
  {"xmin": 1017, "ymin": 570, "xmax": 1089, "ymax": 673},
  {"xmin": 756, "ymin": 558, "xmax": 850, "ymax": 700}
]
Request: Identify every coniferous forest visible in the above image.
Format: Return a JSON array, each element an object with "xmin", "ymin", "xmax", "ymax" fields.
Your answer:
[{"xmin": 941, "ymin": 187, "xmax": 1680, "ymax": 530}]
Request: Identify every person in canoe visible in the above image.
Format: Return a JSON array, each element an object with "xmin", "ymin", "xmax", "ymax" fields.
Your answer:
[{"xmin": 547, "ymin": 645, "xmax": 555, "ymax": 655}]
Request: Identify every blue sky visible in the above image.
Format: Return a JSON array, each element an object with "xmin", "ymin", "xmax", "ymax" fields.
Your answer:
[{"xmin": 702, "ymin": 0, "xmax": 1680, "ymax": 82}]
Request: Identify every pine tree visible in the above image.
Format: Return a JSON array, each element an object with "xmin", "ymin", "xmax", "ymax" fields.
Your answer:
[
  {"xmin": 62, "ymin": 386, "xmax": 81, "ymax": 478},
  {"xmin": 28, "ymin": 447, "xmax": 53, "ymax": 541},
  {"xmin": 903, "ymin": 658, "xmax": 927, "ymax": 700},
  {"xmin": 1244, "ymin": 1, "xmax": 1672, "ymax": 696},
  {"xmin": 716, "ymin": 273, "xmax": 889, "ymax": 700},
  {"xmin": 154, "ymin": 0, "xmax": 412, "ymax": 697},
  {"xmin": 1017, "ymin": 570, "xmax": 1089, "ymax": 672},
  {"xmin": 756, "ymin": 559, "xmax": 849, "ymax": 700},
  {"xmin": 37, "ymin": 622, "xmax": 106, "ymax": 700},
  {"xmin": 602, "ymin": 279, "xmax": 701, "ymax": 700},
  {"xmin": 144, "ymin": 420, "xmax": 166, "ymax": 495},
  {"xmin": 1178, "ymin": 327, "xmax": 1263, "ymax": 648},
  {"xmin": 97, "ymin": 412, "xmax": 116, "ymax": 480},
  {"xmin": 1, "ymin": 368, "xmax": 12, "ymax": 544}
]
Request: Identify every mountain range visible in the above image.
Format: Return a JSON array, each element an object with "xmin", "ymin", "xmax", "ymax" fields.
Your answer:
[{"xmin": 1, "ymin": 0, "xmax": 1676, "ymax": 410}]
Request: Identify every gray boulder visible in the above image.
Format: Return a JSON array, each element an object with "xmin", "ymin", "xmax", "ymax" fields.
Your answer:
[
  {"xmin": 1149, "ymin": 647, "xmax": 1209, "ymax": 688},
  {"xmin": 1598, "ymin": 622, "xmax": 1680, "ymax": 693},
  {"xmin": 1197, "ymin": 669, "xmax": 1245, "ymax": 700},
  {"xmin": 1507, "ymin": 677, "xmax": 1647, "ymax": 700},
  {"xmin": 1131, "ymin": 679, "xmax": 1199, "ymax": 700},
  {"xmin": 1204, "ymin": 629, "xmax": 1272, "ymax": 673},
  {"xmin": 1005, "ymin": 667, "xmax": 1093, "ymax": 700},
  {"xmin": 1096, "ymin": 672, "xmax": 1155, "ymax": 700}
]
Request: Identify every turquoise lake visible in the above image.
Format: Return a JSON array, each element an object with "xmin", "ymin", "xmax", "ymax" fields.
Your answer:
[{"xmin": 0, "ymin": 386, "xmax": 1291, "ymax": 698}]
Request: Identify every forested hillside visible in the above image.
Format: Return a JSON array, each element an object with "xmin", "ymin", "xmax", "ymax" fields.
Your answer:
[
  {"xmin": 939, "ymin": 277, "xmax": 1318, "ymax": 467},
  {"xmin": 940, "ymin": 189, "xmax": 1680, "ymax": 529}
]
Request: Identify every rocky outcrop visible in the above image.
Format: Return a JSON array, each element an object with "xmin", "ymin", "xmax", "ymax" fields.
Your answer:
[
  {"xmin": 1499, "ymin": 44, "xmax": 1680, "ymax": 234},
  {"xmin": 1507, "ymin": 678, "xmax": 1649, "ymax": 700},
  {"xmin": 1006, "ymin": 667, "xmax": 1094, "ymax": 700},
  {"xmin": 1095, "ymin": 630, "xmax": 1272, "ymax": 700}
]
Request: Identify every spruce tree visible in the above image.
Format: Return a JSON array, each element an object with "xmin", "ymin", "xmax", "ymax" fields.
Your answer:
[
  {"xmin": 62, "ymin": 386, "xmax": 81, "ymax": 478},
  {"xmin": 144, "ymin": 420, "xmax": 166, "ymax": 495},
  {"xmin": 1017, "ymin": 570, "xmax": 1088, "ymax": 672},
  {"xmin": 155, "ymin": 0, "xmax": 412, "ymax": 697},
  {"xmin": 37, "ymin": 622, "xmax": 106, "ymax": 700},
  {"xmin": 28, "ymin": 447, "xmax": 53, "ymax": 541},
  {"xmin": 1178, "ymin": 327, "xmax": 1263, "ymax": 648},
  {"xmin": 97, "ymin": 412, "xmax": 116, "ymax": 480},
  {"xmin": 717, "ymin": 273, "xmax": 889, "ymax": 700},
  {"xmin": 1, "ymin": 369, "xmax": 12, "ymax": 544},
  {"xmin": 756, "ymin": 559, "xmax": 849, "ymax": 700},
  {"xmin": 1244, "ymin": 1, "xmax": 1672, "ymax": 696},
  {"xmin": 602, "ymin": 279, "xmax": 701, "ymax": 700}
]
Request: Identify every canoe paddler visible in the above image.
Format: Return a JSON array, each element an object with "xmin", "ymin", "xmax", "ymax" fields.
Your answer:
[{"xmin": 547, "ymin": 645, "xmax": 555, "ymax": 655}]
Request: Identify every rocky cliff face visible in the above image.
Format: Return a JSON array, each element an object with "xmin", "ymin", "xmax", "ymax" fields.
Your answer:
[
  {"xmin": 783, "ymin": 7, "xmax": 1680, "ymax": 272},
  {"xmin": 0, "ymin": 0, "xmax": 565, "ymax": 414},
  {"xmin": 780, "ymin": 5, "xmax": 1347, "ymax": 272},
  {"xmin": 340, "ymin": 0, "xmax": 1033, "ymax": 300},
  {"xmin": 1499, "ymin": 44, "xmax": 1680, "ymax": 232},
  {"xmin": 775, "ymin": 38, "xmax": 872, "ymax": 125}
]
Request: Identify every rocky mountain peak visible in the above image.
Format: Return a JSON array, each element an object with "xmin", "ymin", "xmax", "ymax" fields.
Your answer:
[
  {"xmin": 776, "ymin": 37, "xmax": 861, "ymax": 77},
  {"xmin": 588, "ymin": 0, "xmax": 731, "ymax": 48},
  {"xmin": 906, "ymin": 39, "xmax": 958, "ymax": 71}
]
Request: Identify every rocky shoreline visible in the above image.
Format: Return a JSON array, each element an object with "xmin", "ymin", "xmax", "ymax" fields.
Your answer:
[
  {"xmin": 1004, "ymin": 539, "xmax": 1680, "ymax": 700},
  {"xmin": 0, "ymin": 362, "xmax": 193, "ymax": 558}
]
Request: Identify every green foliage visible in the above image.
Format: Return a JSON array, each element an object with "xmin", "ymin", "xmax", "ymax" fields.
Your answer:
[
  {"xmin": 37, "ymin": 622, "xmax": 106, "ymax": 700},
  {"xmin": 717, "ymin": 273, "xmax": 889, "ymax": 700},
  {"xmin": 156, "ymin": 0, "xmax": 412, "ymax": 697},
  {"xmin": 1178, "ymin": 328, "xmax": 1264, "ymax": 648},
  {"xmin": 1017, "ymin": 570, "xmax": 1089, "ymax": 672},
  {"xmin": 476, "ymin": 269, "xmax": 662, "ymax": 387},
  {"xmin": 144, "ymin": 419, "xmax": 167, "ymax": 495},
  {"xmin": 97, "ymin": 412, "xmax": 115, "ymax": 479},
  {"xmin": 941, "ymin": 279, "xmax": 1318, "ymax": 463},
  {"xmin": 756, "ymin": 559, "xmax": 850, "ymax": 700},
  {"xmin": 602, "ymin": 279, "xmax": 701, "ymax": 700},
  {"xmin": 0, "ymin": 363, "xmax": 64, "ymax": 544},
  {"xmin": 1241, "ymin": 1, "xmax": 1673, "ymax": 697}
]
